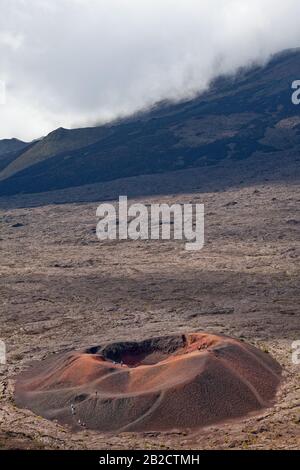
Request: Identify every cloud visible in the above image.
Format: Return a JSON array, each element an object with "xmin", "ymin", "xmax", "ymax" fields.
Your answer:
[{"xmin": 0, "ymin": 0, "xmax": 300, "ymax": 140}]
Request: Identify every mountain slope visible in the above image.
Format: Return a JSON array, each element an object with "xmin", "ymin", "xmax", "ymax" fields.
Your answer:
[
  {"xmin": 0, "ymin": 126, "xmax": 113, "ymax": 181},
  {"xmin": 0, "ymin": 138, "xmax": 28, "ymax": 157},
  {"xmin": 0, "ymin": 49, "xmax": 300, "ymax": 196},
  {"xmin": 0, "ymin": 138, "xmax": 30, "ymax": 173}
]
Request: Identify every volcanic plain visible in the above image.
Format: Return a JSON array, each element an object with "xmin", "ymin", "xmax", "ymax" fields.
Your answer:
[{"xmin": 0, "ymin": 171, "xmax": 299, "ymax": 449}]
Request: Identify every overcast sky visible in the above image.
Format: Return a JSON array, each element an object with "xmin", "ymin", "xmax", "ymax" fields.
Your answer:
[{"xmin": 1, "ymin": 0, "xmax": 300, "ymax": 141}]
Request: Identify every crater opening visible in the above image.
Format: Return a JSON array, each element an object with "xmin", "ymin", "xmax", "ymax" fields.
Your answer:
[{"xmin": 86, "ymin": 334, "xmax": 188, "ymax": 367}]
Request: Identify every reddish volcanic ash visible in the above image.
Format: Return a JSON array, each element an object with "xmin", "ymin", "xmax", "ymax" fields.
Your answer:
[{"xmin": 15, "ymin": 333, "xmax": 282, "ymax": 432}]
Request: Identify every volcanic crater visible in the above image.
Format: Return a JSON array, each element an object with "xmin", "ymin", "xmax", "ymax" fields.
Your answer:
[{"xmin": 15, "ymin": 332, "xmax": 282, "ymax": 433}]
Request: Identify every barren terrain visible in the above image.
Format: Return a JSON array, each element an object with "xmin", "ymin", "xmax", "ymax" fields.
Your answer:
[{"xmin": 0, "ymin": 172, "xmax": 299, "ymax": 449}]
